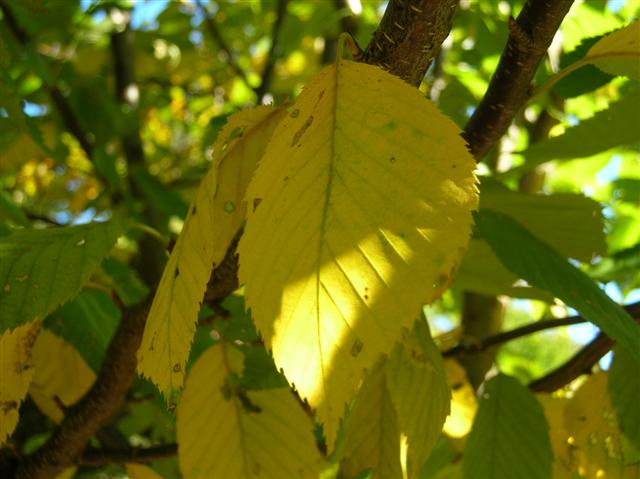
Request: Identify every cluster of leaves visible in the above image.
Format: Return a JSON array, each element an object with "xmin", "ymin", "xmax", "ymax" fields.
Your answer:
[{"xmin": 1, "ymin": 1, "xmax": 640, "ymax": 478}]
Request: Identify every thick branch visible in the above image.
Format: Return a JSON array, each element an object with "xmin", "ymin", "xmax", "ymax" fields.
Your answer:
[
  {"xmin": 80, "ymin": 444, "xmax": 177, "ymax": 467},
  {"xmin": 254, "ymin": 0, "xmax": 288, "ymax": 103},
  {"xmin": 463, "ymin": 0, "xmax": 574, "ymax": 159},
  {"xmin": 16, "ymin": 301, "xmax": 150, "ymax": 479},
  {"xmin": 362, "ymin": 0, "xmax": 458, "ymax": 86}
]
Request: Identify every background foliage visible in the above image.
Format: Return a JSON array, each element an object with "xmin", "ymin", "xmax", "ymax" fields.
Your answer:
[{"xmin": 0, "ymin": 0, "xmax": 639, "ymax": 478}]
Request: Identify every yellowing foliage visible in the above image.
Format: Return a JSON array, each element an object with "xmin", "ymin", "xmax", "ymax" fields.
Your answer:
[
  {"xmin": 29, "ymin": 329, "xmax": 95, "ymax": 422},
  {"xmin": 126, "ymin": 463, "xmax": 165, "ymax": 479},
  {"xmin": 588, "ymin": 20, "xmax": 640, "ymax": 80},
  {"xmin": 341, "ymin": 358, "xmax": 403, "ymax": 479},
  {"xmin": 564, "ymin": 372, "xmax": 640, "ymax": 478},
  {"xmin": 138, "ymin": 106, "xmax": 286, "ymax": 400},
  {"xmin": 177, "ymin": 343, "xmax": 323, "ymax": 479},
  {"xmin": 0, "ymin": 322, "xmax": 38, "ymax": 445},
  {"xmin": 239, "ymin": 58, "xmax": 478, "ymax": 448}
]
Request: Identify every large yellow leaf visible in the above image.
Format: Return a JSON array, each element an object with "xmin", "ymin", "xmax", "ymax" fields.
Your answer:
[
  {"xmin": 28, "ymin": 329, "xmax": 95, "ymax": 422},
  {"xmin": 239, "ymin": 59, "xmax": 477, "ymax": 448},
  {"xmin": 340, "ymin": 358, "xmax": 403, "ymax": 479},
  {"xmin": 138, "ymin": 106, "xmax": 286, "ymax": 400},
  {"xmin": 0, "ymin": 322, "xmax": 38, "ymax": 445},
  {"xmin": 537, "ymin": 395, "xmax": 575, "ymax": 479},
  {"xmin": 386, "ymin": 320, "xmax": 450, "ymax": 479},
  {"xmin": 177, "ymin": 343, "xmax": 323, "ymax": 479}
]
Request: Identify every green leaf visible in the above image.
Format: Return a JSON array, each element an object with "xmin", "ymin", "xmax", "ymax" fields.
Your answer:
[
  {"xmin": 480, "ymin": 181, "xmax": 606, "ymax": 261},
  {"xmin": 340, "ymin": 358, "xmax": 403, "ymax": 479},
  {"xmin": 44, "ymin": 289, "xmax": 120, "ymax": 371},
  {"xmin": 100, "ymin": 257, "xmax": 150, "ymax": 306},
  {"xmin": 519, "ymin": 90, "xmax": 640, "ymax": 170},
  {"xmin": 239, "ymin": 58, "xmax": 478, "ymax": 448},
  {"xmin": 588, "ymin": 20, "xmax": 640, "ymax": 80},
  {"xmin": 476, "ymin": 209, "xmax": 640, "ymax": 361},
  {"xmin": 386, "ymin": 319, "xmax": 450, "ymax": 479},
  {"xmin": 609, "ymin": 346, "xmax": 640, "ymax": 450},
  {"xmin": 462, "ymin": 374, "xmax": 553, "ymax": 479},
  {"xmin": 0, "ymin": 189, "xmax": 29, "ymax": 227},
  {"xmin": 455, "ymin": 240, "xmax": 554, "ymax": 301},
  {"xmin": 552, "ymin": 36, "xmax": 614, "ymax": 99},
  {"xmin": 0, "ymin": 217, "xmax": 129, "ymax": 331}
]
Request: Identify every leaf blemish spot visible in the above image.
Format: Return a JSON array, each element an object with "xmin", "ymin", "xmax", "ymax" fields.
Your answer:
[
  {"xmin": 290, "ymin": 109, "xmax": 300, "ymax": 118},
  {"xmin": 15, "ymin": 275, "xmax": 28, "ymax": 282},
  {"xmin": 76, "ymin": 239, "xmax": 86, "ymax": 246},
  {"xmin": 350, "ymin": 339, "xmax": 364, "ymax": 357},
  {"xmin": 223, "ymin": 201, "xmax": 236, "ymax": 213},
  {"xmin": 173, "ymin": 363, "xmax": 181, "ymax": 373},
  {"xmin": 390, "ymin": 156, "xmax": 396, "ymax": 163},
  {"xmin": 174, "ymin": 268, "xmax": 180, "ymax": 279}
]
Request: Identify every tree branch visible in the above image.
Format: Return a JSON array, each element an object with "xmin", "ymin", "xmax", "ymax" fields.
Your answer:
[
  {"xmin": 80, "ymin": 444, "xmax": 177, "ymax": 467},
  {"xmin": 528, "ymin": 301, "xmax": 640, "ymax": 392},
  {"xmin": 462, "ymin": 0, "xmax": 575, "ymax": 160},
  {"xmin": 254, "ymin": 0, "xmax": 289, "ymax": 103},
  {"xmin": 443, "ymin": 311, "xmax": 584, "ymax": 358},
  {"xmin": 15, "ymin": 301, "xmax": 151, "ymax": 479},
  {"xmin": 362, "ymin": 0, "xmax": 458, "ymax": 86}
]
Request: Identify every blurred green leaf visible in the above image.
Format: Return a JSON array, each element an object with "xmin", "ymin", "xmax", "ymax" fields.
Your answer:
[{"xmin": 462, "ymin": 374, "xmax": 552, "ymax": 479}]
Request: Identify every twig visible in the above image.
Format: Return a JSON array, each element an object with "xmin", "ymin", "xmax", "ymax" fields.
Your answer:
[
  {"xmin": 443, "ymin": 314, "xmax": 585, "ymax": 358},
  {"xmin": 194, "ymin": 0, "xmax": 254, "ymax": 91},
  {"xmin": 528, "ymin": 301, "xmax": 640, "ymax": 392},
  {"xmin": 80, "ymin": 444, "xmax": 177, "ymax": 467},
  {"xmin": 15, "ymin": 300, "xmax": 151, "ymax": 479},
  {"xmin": 462, "ymin": 0, "xmax": 575, "ymax": 160},
  {"xmin": 361, "ymin": 0, "xmax": 459, "ymax": 86},
  {"xmin": 254, "ymin": 0, "xmax": 289, "ymax": 103}
]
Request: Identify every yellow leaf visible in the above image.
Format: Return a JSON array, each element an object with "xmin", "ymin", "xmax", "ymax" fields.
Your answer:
[
  {"xmin": 239, "ymin": 59, "xmax": 478, "ymax": 449},
  {"xmin": 54, "ymin": 467, "xmax": 77, "ymax": 479},
  {"xmin": 386, "ymin": 319, "xmax": 450, "ymax": 479},
  {"xmin": 177, "ymin": 343, "xmax": 323, "ymax": 479},
  {"xmin": 126, "ymin": 463, "xmax": 164, "ymax": 479},
  {"xmin": 442, "ymin": 360, "xmax": 477, "ymax": 441},
  {"xmin": 537, "ymin": 395, "xmax": 575, "ymax": 479},
  {"xmin": 0, "ymin": 322, "xmax": 39, "ymax": 445},
  {"xmin": 29, "ymin": 329, "xmax": 95, "ymax": 423},
  {"xmin": 341, "ymin": 357, "xmax": 402, "ymax": 479},
  {"xmin": 138, "ymin": 106, "xmax": 286, "ymax": 400},
  {"xmin": 588, "ymin": 20, "xmax": 640, "ymax": 80},
  {"xmin": 565, "ymin": 372, "xmax": 640, "ymax": 478}
]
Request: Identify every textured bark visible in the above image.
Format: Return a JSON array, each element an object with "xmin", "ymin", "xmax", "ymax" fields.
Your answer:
[
  {"xmin": 362, "ymin": 0, "xmax": 458, "ymax": 86},
  {"xmin": 463, "ymin": 0, "xmax": 575, "ymax": 160}
]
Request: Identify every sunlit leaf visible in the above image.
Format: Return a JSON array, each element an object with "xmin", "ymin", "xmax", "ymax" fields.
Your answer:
[
  {"xmin": 609, "ymin": 346, "xmax": 640, "ymax": 450},
  {"xmin": 138, "ymin": 106, "xmax": 286, "ymax": 399},
  {"xmin": 476, "ymin": 209, "xmax": 640, "ymax": 361},
  {"xmin": 588, "ymin": 21, "xmax": 640, "ymax": 80},
  {"xmin": 442, "ymin": 360, "xmax": 477, "ymax": 440},
  {"xmin": 0, "ymin": 322, "xmax": 38, "ymax": 445},
  {"xmin": 566, "ymin": 372, "xmax": 640, "ymax": 478},
  {"xmin": 177, "ymin": 343, "xmax": 323, "ymax": 479},
  {"xmin": 28, "ymin": 329, "xmax": 96, "ymax": 423},
  {"xmin": 461, "ymin": 374, "xmax": 553, "ymax": 479},
  {"xmin": 239, "ymin": 59, "xmax": 478, "ymax": 448},
  {"xmin": 0, "ymin": 217, "xmax": 130, "ymax": 331},
  {"xmin": 536, "ymin": 395, "xmax": 575, "ymax": 479},
  {"xmin": 386, "ymin": 319, "xmax": 450, "ymax": 479},
  {"xmin": 518, "ymin": 89, "xmax": 640, "ymax": 171},
  {"xmin": 340, "ymin": 358, "xmax": 403, "ymax": 479}
]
